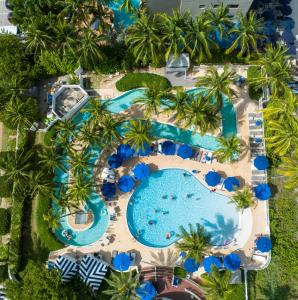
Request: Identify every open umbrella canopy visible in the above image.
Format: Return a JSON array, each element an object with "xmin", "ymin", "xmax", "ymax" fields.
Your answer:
[
  {"xmin": 136, "ymin": 281, "xmax": 157, "ymax": 300},
  {"xmin": 282, "ymin": 30, "xmax": 295, "ymax": 44},
  {"xmin": 184, "ymin": 258, "xmax": 200, "ymax": 273},
  {"xmin": 203, "ymin": 256, "xmax": 222, "ymax": 273},
  {"xmin": 101, "ymin": 182, "xmax": 116, "ymax": 198},
  {"xmin": 118, "ymin": 175, "xmax": 135, "ymax": 192},
  {"xmin": 277, "ymin": 5, "xmax": 292, "ymax": 16},
  {"xmin": 161, "ymin": 141, "xmax": 176, "ymax": 155},
  {"xmin": 108, "ymin": 154, "xmax": 123, "ymax": 168},
  {"xmin": 136, "ymin": 142, "xmax": 152, "ymax": 156},
  {"xmin": 177, "ymin": 144, "xmax": 193, "ymax": 159},
  {"xmin": 288, "ymin": 44, "xmax": 297, "ymax": 55},
  {"xmin": 279, "ymin": 0, "xmax": 291, "ymax": 4},
  {"xmin": 254, "ymin": 183, "xmax": 271, "ymax": 200},
  {"xmin": 254, "ymin": 155, "xmax": 269, "ymax": 170},
  {"xmin": 256, "ymin": 236, "xmax": 272, "ymax": 252},
  {"xmin": 262, "ymin": 10, "xmax": 275, "ymax": 21},
  {"xmin": 205, "ymin": 171, "xmax": 221, "ymax": 187},
  {"xmin": 280, "ymin": 17, "xmax": 295, "ymax": 30},
  {"xmin": 133, "ymin": 163, "xmax": 150, "ymax": 181},
  {"xmin": 224, "ymin": 177, "xmax": 240, "ymax": 192},
  {"xmin": 54, "ymin": 255, "xmax": 78, "ymax": 282},
  {"xmin": 117, "ymin": 144, "xmax": 135, "ymax": 160},
  {"xmin": 113, "ymin": 252, "xmax": 131, "ymax": 271},
  {"xmin": 224, "ymin": 253, "xmax": 241, "ymax": 271}
]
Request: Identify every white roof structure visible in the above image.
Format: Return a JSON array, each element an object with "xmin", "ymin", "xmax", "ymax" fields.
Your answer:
[
  {"xmin": 166, "ymin": 53, "xmax": 190, "ymax": 73},
  {"xmin": 0, "ymin": 0, "xmax": 17, "ymax": 34}
]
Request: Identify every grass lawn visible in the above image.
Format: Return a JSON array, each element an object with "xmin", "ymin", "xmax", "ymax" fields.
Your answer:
[
  {"xmin": 34, "ymin": 131, "xmax": 46, "ymax": 146},
  {"xmin": 0, "ymin": 123, "xmax": 16, "ymax": 151}
]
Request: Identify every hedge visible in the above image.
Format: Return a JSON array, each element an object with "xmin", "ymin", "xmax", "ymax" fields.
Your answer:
[
  {"xmin": 0, "ymin": 208, "xmax": 10, "ymax": 235},
  {"xmin": 247, "ymin": 66, "xmax": 263, "ymax": 100},
  {"xmin": 0, "ymin": 265, "xmax": 8, "ymax": 283},
  {"xmin": 0, "ymin": 176, "xmax": 12, "ymax": 198},
  {"xmin": 115, "ymin": 73, "xmax": 171, "ymax": 92},
  {"xmin": 0, "ymin": 244, "xmax": 9, "ymax": 262}
]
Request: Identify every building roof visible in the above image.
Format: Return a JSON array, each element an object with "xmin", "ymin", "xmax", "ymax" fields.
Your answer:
[{"xmin": 166, "ymin": 53, "xmax": 190, "ymax": 69}]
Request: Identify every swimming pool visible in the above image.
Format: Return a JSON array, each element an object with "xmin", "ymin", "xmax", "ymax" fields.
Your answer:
[{"xmin": 127, "ymin": 168, "xmax": 239, "ymax": 248}]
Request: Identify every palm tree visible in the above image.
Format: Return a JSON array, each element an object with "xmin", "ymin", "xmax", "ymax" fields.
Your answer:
[
  {"xmin": 77, "ymin": 122, "xmax": 101, "ymax": 147},
  {"xmin": 179, "ymin": 94, "xmax": 219, "ymax": 135},
  {"xmin": 57, "ymin": 0, "xmax": 88, "ymax": 24},
  {"xmin": 200, "ymin": 266, "xmax": 236, "ymax": 300},
  {"xmin": 230, "ymin": 187, "xmax": 255, "ymax": 212},
  {"xmin": 99, "ymin": 115, "xmax": 124, "ymax": 146},
  {"xmin": 214, "ymin": 135, "xmax": 242, "ymax": 163},
  {"xmin": 29, "ymin": 170, "xmax": 53, "ymax": 197},
  {"xmin": 266, "ymin": 118, "xmax": 298, "ymax": 156},
  {"xmin": 185, "ymin": 13, "xmax": 215, "ymax": 63},
  {"xmin": 43, "ymin": 209, "xmax": 60, "ymax": 231},
  {"xmin": 55, "ymin": 120, "xmax": 76, "ymax": 139},
  {"xmin": 37, "ymin": 146, "xmax": 67, "ymax": 173},
  {"xmin": 207, "ymin": 3, "xmax": 232, "ymax": 39},
  {"xmin": 103, "ymin": 270, "xmax": 140, "ymax": 300},
  {"xmin": 125, "ymin": 13, "xmax": 162, "ymax": 65},
  {"xmin": 119, "ymin": 0, "xmax": 133, "ymax": 13},
  {"xmin": 176, "ymin": 223, "xmax": 211, "ymax": 262},
  {"xmin": 226, "ymin": 11, "xmax": 264, "ymax": 58},
  {"xmin": 196, "ymin": 65, "xmax": 236, "ymax": 111},
  {"xmin": 277, "ymin": 150, "xmax": 298, "ymax": 189},
  {"xmin": 123, "ymin": 119, "xmax": 153, "ymax": 152},
  {"xmin": 163, "ymin": 90, "xmax": 189, "ymax": 120},
  {"xmin": 82, "ymin": 97, "xmax": 109, "ymax": 125},
  {"xmin": 158, "ymin": 10, "xmax": 189, "ymax": 60},
  {"xmin": 69, "ymin": 149, "xmax": 92, "ymax": 176}
]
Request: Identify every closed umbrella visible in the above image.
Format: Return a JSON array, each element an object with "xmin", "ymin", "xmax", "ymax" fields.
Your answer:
[
  {"xmin": 136, "ymin": 281, "xmax": 157, "ymax": 300},
  {"xmin": 224, "ymin": 253, "xmax": 241, "ymax": 271},
  {"xmin": 205, "ymin": 171, "xmax": 221, "ymax": 187},
  {"xmin": 254, "ymin": 183, "xmax": 271, "ymax": 200},
  {"xmin": 113, "ymin": 253, "xmax": 131, "ymax": 271},
  {"xmin": 117, "ymin": 144, "xmax": 135, "ymax": 160},
  {"xmin": 184, "ymin": 258, "xmax": 200, "ymax": 273},
  {"xmin": 133, "ymin": 163, "xmax": 150, "ymax": 180},
  {"xmin": 161, "ymin": 141, "xmax": 176, "ymax": 155},
  {"xmin": 108, "ymin": 154, "xmax": 123, "ymax": 168},
  {"xmin": 101, "ymin": 182, "xmax": 116, "ymax": 198},
  {"xmin": 254, "ymin": 155, "xmax": 269, "ymax": 170},
  {"xmin": 256, "ymin": 236, "xmax": 272, "ymax": 252},
  {"xmin": 177, "ymin": 144, "xmax": 193, "ymax": 159},
  {"xmin": 203, "ymin": 256, "xmax": 222, "ymax": 273},
  {"xmin": 118, "ymin": 175, "xmax": 135, "ymax": 192},
  {"xmin": 224, "ymin": 177, "xmax": 240, "ymax": 192}
]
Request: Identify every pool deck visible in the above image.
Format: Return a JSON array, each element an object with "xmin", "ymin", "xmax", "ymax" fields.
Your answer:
[{"xmin": 49, "ymin": 69, "xmax": 270, "ymax": 280}]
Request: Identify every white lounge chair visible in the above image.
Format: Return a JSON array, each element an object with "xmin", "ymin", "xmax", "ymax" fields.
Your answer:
[
  {"xmin": 206, "ymin": 152, "xmax": 213, "ymax": 164},
  {"xmin": 158, "ymin": 143, "xmax": 162, "ymax": 155}
]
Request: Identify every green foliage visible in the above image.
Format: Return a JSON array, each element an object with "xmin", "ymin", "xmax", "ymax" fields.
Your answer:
[
  {"xmin": 247, "ymin": 66, "xmax": 262, "ymax": 100},
  {"xmin": 44, "ymin": 127, "xmax": 57, "ymax": 146},
  {"xmin": 0, "ymin": 208, "xmax": 11, "ymax": 235},
  {"xmin": 0, "ymin": 265, "xmax": 8, "ymax": 283},
  {"xmin": 0, "ymin": 175, "xmax": 12, "ymax": 197},
  {"xmin": 174, "ymin": 266, "xmax": 187, "ymax": 278},
  {"xmin": 214, "ymin": 135, "xmax": 243, "ymax": 163},
  {"xmin": 230, "ymin": 187, "xmax": 255, "ymax": 211},
  {"xmin": 116, "ymin": 73, "xmax": 171, "ymax": 91},
  {"xmin": 0, "ymin": 244, "xmax": 9, "ymax": 262}
]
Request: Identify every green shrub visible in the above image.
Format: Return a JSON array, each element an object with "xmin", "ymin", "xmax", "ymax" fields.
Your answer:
[
  {"xmin": 44, "ymin": 127, "xmax": 57, "ymax": 146},
  {"xmin": 0, "ymin": 208, "xmax": 10, "ymax": 235},
  {"xmin": 0, "ymin": 265, "xmax": 8, "ymax": 283},
  {"xmin": 0, "ymin": 176, "xmax": 12, "ymax": 197},
  {"xmin": 174, "ymin": 266, "xmax": 187, "ymax": 278},
  {"xmin": 115, "ymin": 73, "xmax": 171, "ymax": 92},
  {"xmin": 247, "ymin": 66, "xmax": 263, "ymax": 100},
  {"xmin": 0, "ymin": 244, "xmax": 9, "ymax": 262}
]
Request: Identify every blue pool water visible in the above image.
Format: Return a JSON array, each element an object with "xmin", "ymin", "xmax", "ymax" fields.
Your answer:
[{"xmin": 127, "ymin": 169, "xmax": 239, "ymax": 248}]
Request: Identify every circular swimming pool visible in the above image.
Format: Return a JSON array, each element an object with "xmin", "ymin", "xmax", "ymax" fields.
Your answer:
[{"xmin": 127, "ymin": 168, "xmax": 240, "ymax": 248}]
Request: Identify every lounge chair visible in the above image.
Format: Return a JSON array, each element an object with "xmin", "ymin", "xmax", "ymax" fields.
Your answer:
[
  {"xmin": 206, "ymin": 152, "xmax": 213, "ymax": 164},
  {"xmin": 157, "ymin": 143, "xmax": 162, "ymax": 155},
  {"xmin": 252, "ymin": 170, "xmax": 266, "ymax": 175},
  {"xmin": 252, "ymin": 254, "xmax": 267, "ymax": 262},
  {"xmin": 104, "ymin": 177, "xmax": 115, "ymax": 184},
  {"xmin": 129, "ymin": 252, "xmax": 136, "ymax": 266},
  {"xmin": 171, "ymin": 276, "xmax": 182, "ymax": 287}
]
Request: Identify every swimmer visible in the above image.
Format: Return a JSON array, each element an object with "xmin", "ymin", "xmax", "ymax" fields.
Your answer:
[
  {"xmin": 148, "ymin": 220, "xmax": 154, "ymax": 225},
  {"xmin": 155, "ymin": 208, "xmax": 161, "ymax": 213},
  {"xmin": 171, "ymin": 195, "xmax": 176, "ymax": 200},
  {"xmin": 162, "ymin": 195, "xmax": 167, "ymax": 199},
  {"xmin": 166, "ymin": 232, "xmax": 171, "ymax": 239},
  {"xmin": 136, "ymin": 230, "xmax": 142, "ymax": 238},
  {"xmin": 196, "ymin": 197, "xmax": 201, "ymax": 200},
  {"xmin": 62, "ymin": 230, "xmax": 67, "ymax": 237},
  {"xmin": 163, "ymin": 210, "xmax": 169, "ymax": 215},
  {"xmin": 210, "ymin": 188, "xmax": 216, "ymax": 193},
  {"xmin": 186, "ymin": 193, "xmax": 193, "ymax": 198}
]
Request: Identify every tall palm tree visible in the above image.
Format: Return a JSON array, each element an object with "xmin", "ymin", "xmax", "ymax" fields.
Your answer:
[
  {"xmin": 99, "ymin": 115, "xmax": 124, "ymax": 146},
  {"xmin": 123, "ymin": 119, "xmax": 153, "ymax": 152},
  {"xmin": 196, "ymin": 66, "xmax": 236, "ymax": 111},
  {"xmin": 57, "ymin": 0, "xmax": 88, "ymax": 24},
  {"xmin": 43, "ymin": 209, "xmax": 60, "ymax": 231},
  {"xmin": 55, "ymin": 120, "xmax": 76, "ymax": 139},
  {"xmin": 185, "ymin": 13, "xmax": 215, "ymax": 63},
  {"xmin": 266, "ymin": 118, "xmax": 298, "ymax": 156},
  {"xmin": 126, "ymin": 13, "xmax": 162, "ymax": 65},
  {"xmin": 200, "ymin": 266, "xmax": 236, "ymax": 300},
  {"xmin": 82, "ymin": 97, "xmax": 109, "ymax": 125},
  {"xmin": 104, "ymin": 270, "xmax": 140, "ymax": 300},
  {"xmin": 277, "ymin": 149, "xmax": 298, "ymax": 189},
  {"xmin": 37, "ymin": 146, "xmax": 66, "ymax": 173},
  {"xmin": 207, "ymin": 3, "xmax": 232, "ymax": 39},
  {"xmin": 226, "ymin": 11, "xmax": 264, "ymax": 58},
  {"xmin": 158, "ymin": 10, "xmax": 189, "ymax": 60},
  {"xmin": 77, "ymin": 122, "xmax": 102, "ymax": 147},
  {"xmin": 69, "ymin": 149, "xmax": 92, "ymax": 176},
  {"xmin": 214, "ymin": 135, "xmax": 242, "ymax": 163},
  {"xmin": 163, "ymin": 90, "xmax": 189, "ymax": 120},
  {"xmin": 176, "ymin": 224, "xmax": 211, "ymax": 263},
  {"xmin": 179, "ymin": 94, "xmax": 219, "ymax": 135},
  {"xmin": 230, "ymin": 187, "xmax": 255, "ymax": 212},
  {"xmin": 29, "ymin": 170, "xmax": 53, "ymax": 197},
  {"xmin": 67, "ymin": 175, "xmax": 93, "ymax": 206}
]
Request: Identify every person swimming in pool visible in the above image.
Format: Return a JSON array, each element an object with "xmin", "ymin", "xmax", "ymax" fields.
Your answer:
[
  {"xmin": 148, "ymin": 220, "xmax": 155, "ymax": 225},
  {"xmin": 171, "ymin": 195, "xmax": 177, "ymax": 200},
  {"xmin": 162, "ymin": 195, "xmax": 167, "ymax": 199},
  {"xmin": 163, "ymin": 210, "xmax": 169, "ymax": 215},
  {"xmin": 166, "ymin": 232, "xmax": 171, "ymax": 239}
]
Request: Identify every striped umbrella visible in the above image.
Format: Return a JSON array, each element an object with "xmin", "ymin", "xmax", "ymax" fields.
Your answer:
[
  {"xmin": 54, "ymin": 255, "xmax": 78, "ymax": 282},
  {"xmin": 79, "ymin": 255, "xmax": 109, "ymax": 291}
]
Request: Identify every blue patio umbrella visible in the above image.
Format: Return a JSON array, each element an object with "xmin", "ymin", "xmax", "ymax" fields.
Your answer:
[
  {"xmin": 279, "ymin": 0, "xmax": 291, "ymax": 4},
  {"xmin": 133, "ymin": 163, "xmax": 150, "ymax": 181},
  {"xmin": 282, "ymin": 29, "xmax": 295, "ymax": 44},
  {"xmin": 113, "ymin": 252, "xmax": 131, "ymax": 271},
  {"xmin": 203, "ymin": 256, "xmax": 222, "ymax": 273},
  {"xmin": 118, "ymin": 175, "xmax": 135, "ymax": 192},
  {"xmin": 136, "ymin": 281, "xmax": 157, "ymax": 300},
  {"xmin": 277, "ymin": 5, "xmax": 292, "ymax": 16},
  {"xmin": 179, "ymin": 251, "xmax": 186, "ymax": 258},
  {"xmin": 254, "ymin": 184, "xmax": 271, "ymax": 200},
  {"xmin": 224, "ymin": 177, "xmax": 240, "ymax": 192},
  {"xmin": 254, "ymin": 155, "xmax": 269, "ymax": 170},
  {"xmin": 117, "ymin": 144, "xmax": 135, "ymax": 160},
  {"xmin": 108, "ymin": 154, "xmax": 123, "ymax": 168},
  {"xmin": 224, "ymin": 253, "xmax": 241, "ymax": 271},
  {"xmin": 255, "ymin": 120, "xmax": 262, "ymax": 126},
  {"xmin": 101, "ymin": 182, "xmax": 116, "ymax": 198},
  {"xmin": 184, "ymin": 258, "xmax": 200, "ymax": 273},
  {"xmin": 161, "ymin": 141, "xmax": 176, "ymax": 155},
  {"xmin": 280, "ymin": 17, "xmax": 295, "ymax": 30},
  {"xmin": 256, "ymin": 236, "xmax": 272, "ymax": 252},
  {"xmin": 136, "ymin": 142, "xmax": 152, "ymax": 156},
  {"xmin": 262, "ymin": 11, "xmax": 275, "ymax": 21},
  {"xmin": 288, "ymin": 44, "xmax": 297, "ymax": 55},
  {"xmin": 255, "ymin": 137, "xmax": 263, "ymax": 144},
  {"xmin": 177, "ymin": 144, "xmax": 193, "ymax": 159},
  {"xmin": 205, "ymin": 171, "xmax": 221, "ymax": 187}
]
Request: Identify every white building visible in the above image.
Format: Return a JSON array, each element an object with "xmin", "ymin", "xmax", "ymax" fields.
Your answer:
[{"xmin": 148, "ymin": 0, "xmax": 254, "ymax": 17}]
